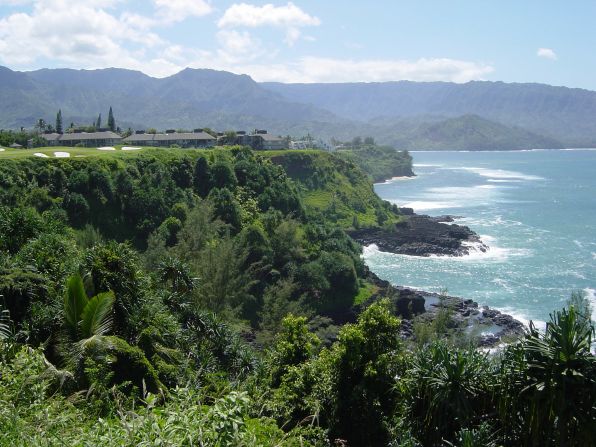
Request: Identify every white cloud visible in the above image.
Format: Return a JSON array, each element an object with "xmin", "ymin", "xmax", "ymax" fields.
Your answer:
[
  {"xmin": 218, "ymin": 2, "xmax": 319, "ymax": 46},
  {"xmin": 537, "ymin": 48, "xmax": 557, "ymax": 60},
  {"xmin": 228, "ymin": 57, "xmax": 494, "ymax": 83},
  {"xmin": 216, "ymin": 29, "xmax": 268, "ymax": 64},
  {"xmin": 0, "ymin": 1, "xmax": 494, "ymax": 84},
  {"xmin": 0, "ymin": 0, "xmax": 35, "ymax": 5},
  {"xmin": 0, "ymin": 1, "xmax": 163, "ymax": 67},
  {"xmin": 154, "ymin": 0, "xmax": 212, "ymax": 24},
  {"xmin": 218, "ymin": 2, "xmax": 320, "ymax": 28}
]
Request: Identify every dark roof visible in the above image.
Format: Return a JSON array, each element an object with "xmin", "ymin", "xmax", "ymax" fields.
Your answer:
[
  {"xmin": 60, "ymin": 131, "xmax": 122, "ymax": 141},
  {"xmin": 41, "ymin": 133, "xmax": 62, "ymax": 142},
  {"xmin": 254, "ymin": 133, "xmax": 283, "ymax": 142},
  {"xmin": 124, "ymin": 132, "xmax": 216, "ymax": 142},
  {"xmin": 123, "ymin": 133, "xmax": 155, "ymax": 142}
]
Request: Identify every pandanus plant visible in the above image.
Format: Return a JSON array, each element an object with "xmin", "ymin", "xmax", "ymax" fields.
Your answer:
[
  {"xmin": 0, "ymin": 302, "xmax": 10, "ymax": 340},
  {"xmin": 64, "ymin": 273, "xmax": 115, "ymax": 343},
  {"xmin": 519, "ymin": 305, "xmax": 596, "ymax": 446}
]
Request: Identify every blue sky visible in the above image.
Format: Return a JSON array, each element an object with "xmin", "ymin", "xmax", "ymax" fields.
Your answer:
[{"xmin": 0, "ymin": 0, "xmax": 594, "ymax": 88}]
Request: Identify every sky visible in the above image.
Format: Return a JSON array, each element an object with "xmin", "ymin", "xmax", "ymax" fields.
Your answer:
[{"xmin": 0, "ymin": 0, "xmax": 595, "ymax": 88}]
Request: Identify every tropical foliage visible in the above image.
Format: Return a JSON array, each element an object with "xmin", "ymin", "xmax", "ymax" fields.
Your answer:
[{"xmin": 0, "ymin": 147, "xmax": 593, "ymax": 446}]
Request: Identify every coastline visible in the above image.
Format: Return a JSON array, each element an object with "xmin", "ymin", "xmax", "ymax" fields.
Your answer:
[
  {"xmin": 348, "ymin": 200, "xmax": 525, "ymax": 346},
  {"xmin": 348, "ymin": 212, "xmax": 487, "ymax": 257},
  {"xmin": 360, "ymin": 255, "xmax": 526, "ymax": 348}
]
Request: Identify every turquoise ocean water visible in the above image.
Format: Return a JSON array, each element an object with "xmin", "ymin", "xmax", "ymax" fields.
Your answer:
[{"xmin": 364, "ymin": 150, "xmax": 596, "ymax": 328}]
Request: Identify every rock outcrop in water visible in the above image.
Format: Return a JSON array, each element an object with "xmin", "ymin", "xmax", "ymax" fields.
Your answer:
[
  {"xmin": 349, "ymin": 213, "xmax": 488, "ymax": 257},
  {"xmin": 360, "ymin": 267, "xmax": 525, "ymax": 348}
]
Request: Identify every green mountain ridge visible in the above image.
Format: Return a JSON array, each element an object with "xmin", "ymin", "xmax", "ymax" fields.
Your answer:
[
  {"xmin": 0, "ymin": 65, "xmax": 590, "ymax": 149},
  {"xmin": 382, "ymin": 114, "xmax": 564, "ymax": 150},
  {"xmin": 263, "ymin": 80, "xmax": 596, "ymax": 147}
]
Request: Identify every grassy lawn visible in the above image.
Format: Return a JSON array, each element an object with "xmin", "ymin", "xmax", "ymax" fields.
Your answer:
[{"xmin": 0, "ymin": 145, "xmax": 218, "ymax": 159}]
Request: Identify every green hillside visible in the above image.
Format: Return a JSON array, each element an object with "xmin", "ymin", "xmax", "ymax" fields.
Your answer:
[
  {"xmin": 386, "ymin": 114, "xmax": 564, "ymax": 150},
  {"xmin": 263, "ymin": 149, "xmax": 403, "ymax": 228}
]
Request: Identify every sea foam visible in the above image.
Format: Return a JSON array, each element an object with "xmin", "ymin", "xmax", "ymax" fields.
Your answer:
[
  {"xmin": 585, "ymin": 288, "xmax": 596, "ymax": 322},
  {"xmin": 445, "ymin": 166, "xmax": 544, "ymax": 181},
  {"xmin": 399, "ymin": 184, "xmax": 499, "ymax": 211}
]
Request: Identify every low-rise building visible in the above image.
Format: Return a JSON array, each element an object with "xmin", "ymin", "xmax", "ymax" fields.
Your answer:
[
  {"xmin": 123, "ymin": 129, "xmax": 216, "ymax": 148},
  {"xmin": 218, "ymin": 130, "xmax": 287, "ymax": 150},
  {"xmin": 37, "ymin": 131, "xmax": 123, "ymax": 147}
]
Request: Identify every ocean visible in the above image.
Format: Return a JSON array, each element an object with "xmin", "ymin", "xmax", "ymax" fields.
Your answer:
[{"xmin": 364, "ymin": 149, "xmax": 596, "ymax": 328}]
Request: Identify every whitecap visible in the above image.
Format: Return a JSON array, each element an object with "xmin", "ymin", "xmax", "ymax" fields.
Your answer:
[
  {"xmin": 492, "ymin": 278, "xmax": 516, "ymax": 294},
  {"xmin": 487, "ymin": 179, "xmax": 522, "ymax": 183},
  {"xmin": 399, "ymin": 184, "xmax": 499, "ymax": 211},
  {"xmin": 444, "ymin": 166, "xmax": 544, "ymax": 181},
  {"xmin": 497, "ymin": 306, "xmax": 546, "ymax": 331},
  {"xmin": 427, "ymin": 235, "xmax": 532, "ymax": 263},
  {"xmin": 362, "ymin": 244, "xmax": 380, "ymax": 257},
  {"xmin": 376, "ymin": 176, "xmax": 416, "ymax": 185},
  {"xmin": 584, "ymin": 288, "xmax": 596, "ymax": 322},
  {"xmin": 399, "ymin": 200, "xmax": 461, "ymax": 211}
]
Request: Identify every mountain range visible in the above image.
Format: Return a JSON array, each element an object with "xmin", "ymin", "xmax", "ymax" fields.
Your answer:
[{"xmin": 2, "ymin": 65, "xmax": 596, "ymax": 149}]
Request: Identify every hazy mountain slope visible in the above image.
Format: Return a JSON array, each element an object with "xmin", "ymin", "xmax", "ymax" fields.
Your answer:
[
  {"xmin": 262, "ymin": 80, "xmax": 596, "ymax": 146},
  {"xmin": 378, "ymin": 114, "xmax": 563, "ymax": 150},
  {"xmin": 0, "ymin": 66, "xmax": 342, "ymax": 130},
  {"xmin": 0, "ymin": 66, "xmax": 586, "ymax": 148}
]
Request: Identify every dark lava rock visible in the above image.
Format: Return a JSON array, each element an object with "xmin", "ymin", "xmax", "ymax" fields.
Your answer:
[{"xmin": 348, "ymin": 214, "xmax": 487, "ymax": 257}]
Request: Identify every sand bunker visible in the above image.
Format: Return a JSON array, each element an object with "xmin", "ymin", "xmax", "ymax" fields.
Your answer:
[
  {"xmin": 34, "ymin": 153, "xmax": 50, "ymax": 158},
  {"xmin": 122, "ymin": 146, "xmax": 142, "ymax": 151},
  {"xmin": 54, "ymin": 152, "xmax": 70, "ymax": 158},
  {"xmin": 0, "ymin": 148, "xmax": 5, "ymax": 152},
  {"xmin": 98, "ymin": 146, "xmax": 116, "ymax": 151}
]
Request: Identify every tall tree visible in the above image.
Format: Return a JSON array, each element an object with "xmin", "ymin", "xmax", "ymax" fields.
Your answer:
[
  {"xmin": 35, "ymin": 118, "xmax": 46, "ymax": 134},
  {"xmin": 96, "ymin": 113, "xmax": 102, "ymax": 129},
  {"xmin": 107, "ymin": 106, "xmax": 115, "ymax": 132},
  {"xmin": 55, "ymin": 109, "xmax": 63, "ymax": 134}
]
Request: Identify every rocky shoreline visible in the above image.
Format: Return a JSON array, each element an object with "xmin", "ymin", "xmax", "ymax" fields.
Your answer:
[
  {"xmin": 350, "ymin": 210, "xmax": 525, "ymax": 347},
  {"xmin": 360, "ymin": 268, "xmax": 526, "ymax": 348},
  {"xmin": 348, "ymin": 210, "xmax": 488, "ymax": 257}
]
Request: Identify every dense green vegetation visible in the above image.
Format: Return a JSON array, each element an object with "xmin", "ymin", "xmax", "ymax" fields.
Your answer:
[
  {"xmin": 335, "ymin": 145, "xmax": 414, "ymax": 182},
  {"xmin": 264, "ymin": 149, "xmax": 403, "ymax": 228},
  {"xmin": 0, "ymin": 147, "xmax": 594, "ymax": 446}
]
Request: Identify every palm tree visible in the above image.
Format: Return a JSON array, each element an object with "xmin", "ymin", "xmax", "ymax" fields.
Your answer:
[{"xmin": 64, "ymin": 274, "xmax": 114, "ymax": 342}]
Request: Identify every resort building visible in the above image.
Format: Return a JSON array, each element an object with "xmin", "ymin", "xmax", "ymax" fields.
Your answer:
[
  {"xmin": 123, "ymin": 129, "xmax": 216, "ymax": 148},
  {"xmin": 219, "ymin": 130, "xmax": 287, "ymax": 150},
  {"xmin": 37, "ymin": 130, "xmax": 123, "ymax": 147}
]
